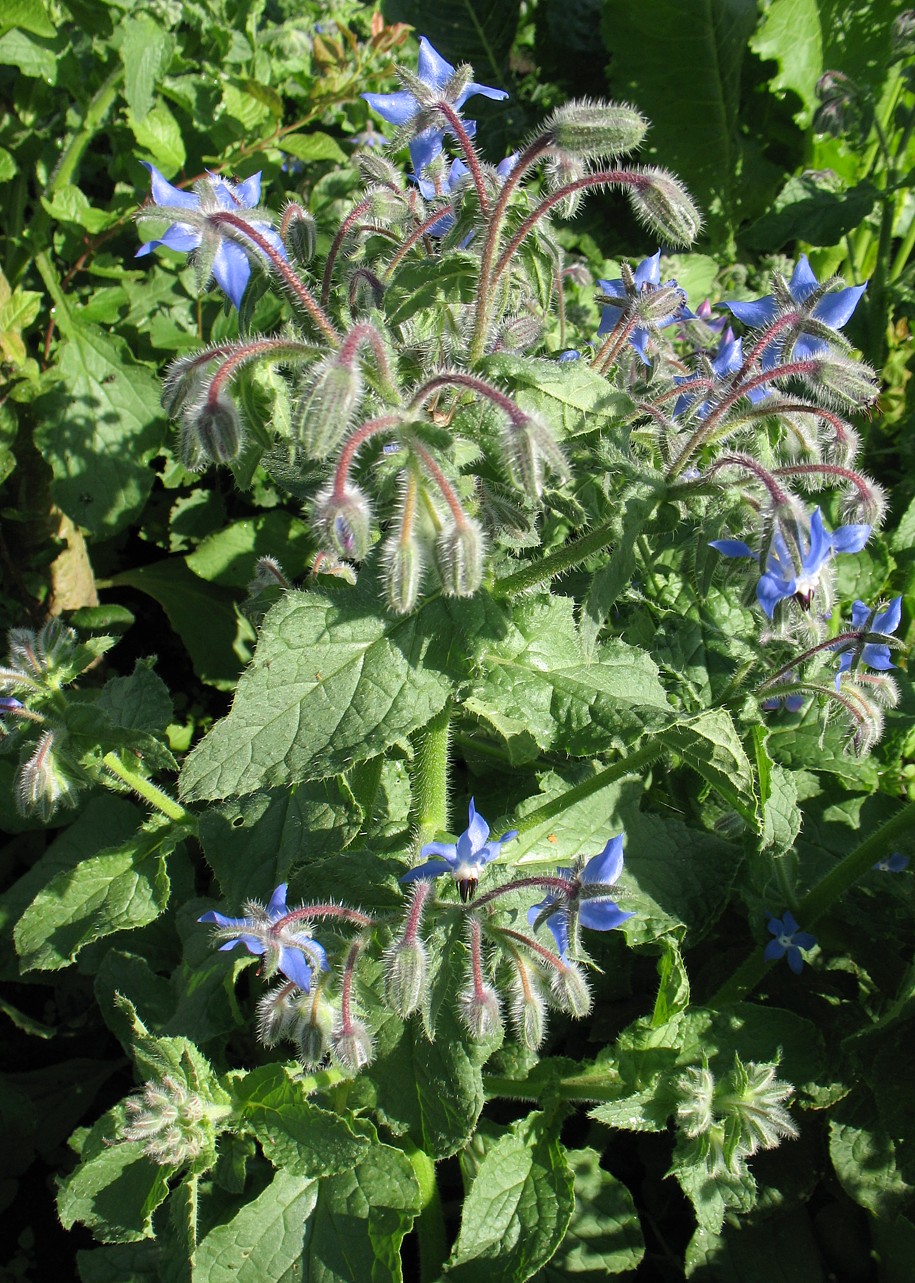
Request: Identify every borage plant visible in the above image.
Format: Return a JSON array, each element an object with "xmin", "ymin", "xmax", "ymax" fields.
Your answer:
[{"xmin": 10, "ymin": 32, "xmax": 914, "ymax": 1282}]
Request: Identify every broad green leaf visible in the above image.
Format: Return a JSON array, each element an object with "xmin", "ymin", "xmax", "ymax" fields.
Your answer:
[
  {"xmin": 58, "ymin": 1110, "xmax": 171, "ymax": 1244},
  {"xmin": 40, "ymin": 184, "xmax": 119, "ymax": 233},
  {"xmin": 512, "ymin": 772, "xmax": 638, "ymax": 868},
  {"xmin": 303, "ymin": 1141, "xmax": 422, "ymax": 1283},
  {"xmin": 600, "ymin": 0, "xmax": 759, "ymax": 236},
  {"xmin": 198, "ymin": 779, "xmax": 363, "ymax": 905},
  {"xmin": 76, "ymin": 1241, "xmax": 162, "ymax": 1282},
  {"xmin": 109, "ymin": 559, "xmax": 255, "ymax": 689},
  {"xmin": 96, "ymin": 660, "xmax": 173, "ymax": 735},
  {"xmin": 0, "ymin": 145, "xmax": 15, "ymax": 182},
  {"xmin": 180, "ymin": 572, "xmax": 502, "ymax": 800},
  {"xmin": 281, "ymin": 131, "xmax": 348, "ymax": 163},
  {"xmin": 1, "ymin": 0, "xmax": 56, "ymax": 36},
  {"xmin": 672, "ymin": 1140, "xmax": 757, "ymax": 1236},
  {"xmin": 194, "ymin": 1169, "xmax": 318, "ymax": 1282},
  {"xmin": 34, "ymin": 326, "xmax": 165, "ymax": 538},
  {"xmin": 651, "ymin": 937, "xmax": 691, "ymax": 1027},
  {"xmin": 481, "ymin": 353, "xmax": 632, "ymax": 439},
  {"xmin": 684, "ymin": 1205, "xmax": 826, "ymax": 1281},
  {"xmin": 384, "ymin": 252, "xmax": 481, "ymax": 328},
  {"xmin": 115, "ymin": 14, "xmax": 175, "ymax": 120},
  {"xmin": 445, "ymin": 1113, "xmax": 575, "ymax": 1280},
  {"xmin": 234, "ymin": 1064, "xmax": 371, "ymax": 1177},
  {"xmin": 185, "ymin": 511, "xmax": 312, "ymax": 588},
  {"xmin": 749, "ymin": 0, "xmax": 823, "ymax": 124},
  {"xmin": 829, "ymin": 1093, "xmax": 912, "ymax": 1220},
  {"xmin": 0, "ymin": 28, "xmax": 58, "ymax": 80},
  {"xmin": 382, "ymin": 0, "xmax": 521, "ymax": 80},
  {"xmin": 743, "ymin": 173, "xmax": 879, "ymax": 251},
  {"xmin": 660, "ymin": 708, "xmax": 757, "ymax": 823},
  {"xmin": 14, "ymin": 820, "xmax": 178, "ymax": 971},
  {"xmin": 127, "ymin": 101, "xmax": 187, "ymax": 172},
  {"xmin": 469, "ymin": 594, "xmax": 671, "ymax": 758},
  {"xmin": 540, "ymin": 1148, "xmax": 644, "ymax": 1279}
]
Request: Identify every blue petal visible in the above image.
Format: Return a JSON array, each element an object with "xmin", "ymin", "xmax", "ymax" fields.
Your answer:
[
  {"xmin": 710, "ymin": 539, "xmax": 756, "ymax": 559},
  {"xmin": 874, "ymin": 596, "xmax": 902, "ymax": 634},
  {"xmin": 597, "ymin": 304, "xmax": 624, "ymax": 337},
  {"xmin": 582, "ymin": 834, "xmax": 624, "ymax": 886},
  {"xmin": 146, "ymin": 226, "xmax": 200, "ymax": 255},
  {"xmin": 579, "ymin": 900, "xmax": 635, "ymax": 931},
  {"xmin": 787, "ymin": 255, "xmax": 819, "ymax": 303},
  {"xmin": 400, "ymin": 857, "xmax": 453, "ymax": 883},
  {"xmin": 199, "ymin": 909, "xmax": 252, "ymax": 930},
  {"xmin": 633, "ymin": 251, "xmax": 661, "ymax": 288},
  {"xmin": 218, "ymin": 935, "xmax": 266, "ymax": 955},
  {"xmin": 231, "ymin": 172, "xmax": 262, "ymax": 207},
  {"xmin": 142, "ymin": 162, "xmax": 199, "ymax": 210},
  {"xmin": 812, "ymin": 282, "xmax": 867, "ymax": 330},
  {"xmin": 723, "ymin": 297, "xmax": 778, "ymax": 329},
  {"xmin": 763, "ymin": 939, "xmax": 785, "ymax": 962},
  {"xmin": 266, "ymin": 885, "xmax": 290, "ymax": 917},
  {"xmin": 793, "ymin": 930, "xmax": 816, "ymax": 951},
  {"xmin": 277, "ymin": 946, "xmax": 313, "ymax": 991},
  {"xmin": 786, "ymin": 946, "xmax": 804, "ymax": 975},
  {"xmin": 803, "ymin": 508, "xmax": 832, "ymax": 573},
  {"xmin": 756, "ymin": 573, "xmax": 793, "ymax": 619},
  {"xmin": 211, "ymin": 241, "xmax": 253, "ymax": 310},
  {"xmin": 544, "ymin": 910, "xmax": 570, "ymax": 959},
  {"xmin": 459, "ymin": 798, "xmax": 490, "ymax": 860},
  {"xmin": 781, "ymin": 910, "xmax": 799, "ymax": 934},
  {"xmin": 417, "ymin": 36, "xmax": 455, "ymax": 88},
  {"xmin": 829, "ymin": 522, "xmax": 870, "ymax": 555},
  {"xmin": 455, "ymin": 80, "xmax": 509, "ymax": 107},
  {"xmin": 362, "ymin": 90, "xmax": 420, "ymax": 127},
  {"xmin": 418, "ymin": 840, "xmax": 459, "ymax": 863},
  {"xmin": 861, "ymin": 642, "xmax": 893, "ymax": 670},
  {"xmin": 409, "ymin": 128, "xmax": 447, "ymax": 175}
]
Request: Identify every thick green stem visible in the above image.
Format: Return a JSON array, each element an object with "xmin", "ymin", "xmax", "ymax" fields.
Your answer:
[
  {"xmin": 710, "ymin": 799, "xmax": 915, "ymax": 1007},
  {"xmin": 494, "ymin": 513, "xmax": 639, "ymax": 600},
  {"xmin": 411, "ymin": 704, "xmax": 452, "ymax": 853},
  {"xmin": 403, "ymin": 1144, "xmax": 448, "ymax": 1283},
  {"xmin": 102, "ymin": 752, "xmax": 191, "ymax": 824}
]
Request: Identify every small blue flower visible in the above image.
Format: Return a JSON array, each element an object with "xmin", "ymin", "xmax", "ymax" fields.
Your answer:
[
  {"xmin": 362, "ymin": 37, "xmax": 508, "ymax": 174},
  {"xmin": 136, "ymin": 164, "xmax": 287, "ymax": 309},
  {"xmin": 413, "ymin": 153, "xmax": 517, "ymax": 237},
  {"xmin": 723, "ymin": 255, "xmax": 866, "ymax": 360},
  {"xmin": 835, "ymin": 596, "xmax": 902, "ymax": 686},
  {"xmin": 673, "ymin": 327, "xmax": 745, "ymax": 419},
  {"xmin": 710, "ymin": 507, "xmax": 870, "ymax": 619},
  {"xmin": 874, "ymin": 852, "xmax": 909, "ymax": 873},
  {"xmin": 597, "ymin": 252, "xmax": 691, "ymax": 364},
  {"xmin": 764, "ymin": 911, "xmax": 816, "ymax": 975},
  {"xmin": 528, "ymin": 835, "xmax": 635, "ymax": 958},
  {"xmin": 199, "ymin": 883, "xmax": 326, "ymax": 991},
  {"xmin": 400, "ymin": 798, "xmax": 518, "ymax": 901}
]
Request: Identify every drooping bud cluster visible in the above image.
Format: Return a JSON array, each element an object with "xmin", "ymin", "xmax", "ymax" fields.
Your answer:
[
  {"xmin": 122, "ymin": 1075, "xmax": 216, "ymax": 1168},
  {"xmin": 675, "ymin": 1056, "xmax": 798, "ymax": 1178}
]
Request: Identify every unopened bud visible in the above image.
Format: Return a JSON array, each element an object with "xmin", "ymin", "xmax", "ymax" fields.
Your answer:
[
  {"xmin": 632, "ymin": 281, "xmax": 687, "ymax": 326},
  {"xmin": 546, "ymin": 100, "xmax": 648, "ymax": 160},
  {"xmin": 16, "ymin": 728, "xmax": 83, "ymax": 821},
  {"xmin": 181, "ymin": 394, "xmax": 244, "ymax": 471},
  {"xmin": 808, "ymin": 354, "xmax": 879, "ymax": 409},
  {"xmin": 358, "ymin": 152, "xmax": 403, "ymax": 186},
  {"xmin": 508, "ymin": 961, "xmax": 547, "ymax": 1051},
  {"xmin": 248, "ymin": 555, "xmax": 291, "ymax": 596},
  {"xmin": 675, "ymin": 1064, "xmax": 717, "ymax": 1138},
  {"xmin": 384, "ymin": 937, "xmax": 428, "ymax": 1017},
  {"xmin": 502, "ymin": 415, "xmax": 568, "ymax": 501},
  {"xmin": 543, "ymin": 154, "xmax": 586, "ymax": 219},
  {"xmin": 330, "ymin": 1018, "xmax": 375, "ymax": 1072},
  {"xmin": 718, "ymin": 1058, "xmax": 797, "ymax": 1156},
  {"xmin": 382, "ymin": 534, "xmax": 424, "ymax": 614},
  {"xmin": 434, "ymin": 518, "xmax": 484, "ymax": 596},
  {"xmin": 627, "ymin": 167, "xmax": 702, "ymax": 247},
  {"xmin": 549, "ymin": 961, "xmax": 592, "ymax": 1017},
  {"xmin": 121, "ymin": 1075, "xmax": 214, "ymax": 1168},
  {"xmin": 841, "ymin": 475, "xmax": 886, "ymax": 528},
  {"xmin": 493, "ymin": 314, "xmax": 544, "ymax": 354},
  {"xmin": 256, "ymin": 986, "xmax": 298, "ymax": 1046},
  {"xmin": 282, "ymin": 204, "xmax": 317, "ymax": 263},
  {"xmin": 458, "ymin": 985, "xmax": 503, "ymax": 1040},
  {"xmin": 293, "ymin": 990, "xmax": 335, "ymax": 1067},
  {"xmin": 313, "ymin": 481, "xmax": 373, "ymax": 560},
  {"xmin": 293, "ymin": 357, "xmax": 363, "ymax": 459},
  {"xmin": 365, "ymin": 184, "xmax": 408, "ymax": 223}
]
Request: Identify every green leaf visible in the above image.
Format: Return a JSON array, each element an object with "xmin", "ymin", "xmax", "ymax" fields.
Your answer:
[
  {"xmin": 382, "ymin": 0, "xmax": 521, "ymax": 78},
  {"xmin": 749, "ymin": 0, "xmax": 823, "ymax": 124},
  {"xmin": 481, "ymin": 353, "xmax": 632, "ymax": 439},
  {"xmin": 651, "ymin": 937, "xmax": 691, "ymax": 1027},
  {"xmin": 684, "ymin": 1205, "xmax": 827, "ymax": 1281},
  {"xmin": 0, "ymin": 28, "xmax": 58, "ymax": 80},
  {"xmin": 41, "ymin": 184, "xmax": 119, "ymax": 233},
  {"xmin": 234, "ymin": 1064, "xmax": 371, "ymax": 1177},
  {"xmin": 540, "ymin": 1148, "xmax": 644, "ymax": 1279},
  {"xmin": 34, "ymin": 326, "xmax": 165, "ymax": 538},
  {"xmin": 303, "ymin": 1140, "xmax": 422, "ymax": 1283},
  {"xmin": 1, "ymin": 0, "xmax": 56, "ymax": 36},
  {"xmin": 659, "ymin": 708, "xmax": 757, "ymax": 823},
  {"xmin": 127, "ymin": 100, "xmax": 187, "ymax": 172},
  {"xmin": 198, "ymin": 779, "xmax": 363, "ymax": 905},
  {"xmin": 830, "ymin": 1092, "xmax": 913, "ymax": 1220},
  {"xmin": 14, "ymin": 819, "xmax": 178, "ymax": 971},
  {"xmin": 185, "ymin": 511, "xmax": 312, "ymax": 588},
  {"xmin": 600, "ymin": 0, "xmax": 759, "ymax": 237},
  {"xmin": 109, "ymin": 559, "xmax": 255, "ymax": 689},
  {"xmin": 743, "ymin": 173, "xmax": 879, "ymax": 251},
  {"xmin": 76, "ymin": 1241, "xmax": 162, "ymax": 1282},
  {"xmin": 281, "ymin": 131, "xmax": 348, "ymax": 164},
  {"xmin": 97, "ymin": 660, "xmax": 173, "ymax": 735},
  {"xmin": 194, "ymin": 1169, "xmax": 318, "ymax": 1282},
  {"xmin": 58, "ymin": 1110, "xmax": 171, "ymax": 1244},
  {"xmin": 385, "ymin": 252, "xmax": 482, "ymax": 328},
  {"xmin": 179, "ymin": 571, "xmax": 502, "ymax": 800},
  {"xmin": 444, "ymin": 1113, "xmax": 575, "ymax": 1280},
  {"xmin": 116, "ymin": 14, "xmax": 175, "ymax": 120}
]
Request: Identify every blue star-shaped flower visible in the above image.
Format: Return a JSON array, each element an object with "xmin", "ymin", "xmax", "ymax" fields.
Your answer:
[
  {"xmin": 673, "ymin": 327, "xmax": 746, "ymax": 419},
  {"xmin": 362, "ymin": 37, "xmax": 508, "ymax": 173},
  {"xmin": 413, "ymin": 153, "xmax": 517, "ymax": 237},
  {"xmin": 874, "ymin": 852, "xmax": 909, "ymax": 873},
  {"xmin": 400, "ymin": 798, "xmax": 518, "ymax": 901},
  {"xmin": 763, "ymin": 911, "xmax": 816, "ymax": 974},
  {"xmin": 198, "ymin": 883, "xmax": 326, "ymax": 991},
  {"xmin": 722, "ymin": 255, "xmax": 866, "ymax": 361},
  {"xmin": 597, "ymin": 252, "xmax": 691, "ymax": 364},
  {"xmin": 710, "ymin": 507, "xmax": 870, "ymax": 619},
  {"xmin": 528, "ymin": 835, "xmax": 635, "ymax": 958},
  {"xmin": 136, "ymin": 164, "xmax": 287, "ymax": 309},
  {"xmin": 835, "ymin": 596, "xmax": 902, "ymax": 685}
]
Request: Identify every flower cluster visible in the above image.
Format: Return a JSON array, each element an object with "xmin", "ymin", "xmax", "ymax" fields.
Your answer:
[{"xmin": 676, "ymin": 1055, "xmax": 798, "ymax": 1178}]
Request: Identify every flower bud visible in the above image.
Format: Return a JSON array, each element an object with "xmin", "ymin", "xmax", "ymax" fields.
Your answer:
[
  {"xmin": 717, "ymin": 1058, "xmax": 798, "ymax": 1156},
  {"xmin": 384, "ymin": 936, "xmax": 429, "ymax": 1017},
  {"xmin": 627, "ymin": 167, "xmax": 702, "ymax": 246},
  {"xmin": 502, "ymin": 416, "xmax": 569, "ymax": 501},
  {"xmin": 293, "ymin": 357, "xmax": 364, "ymax": 459},
  {"xmin": 632, "ymin": 281, "xmax": 688, "ymax": 326},
  {"xmin": 546, "ymin": 100, "xmax": 649, "ymax": 160},
  {"xmin": 493, "ymin": 314, "xmax": 544, "ymax": 354},
  {"xmin": 293, "ymin": 990, "xmax": 335, "ymax": 1067},
  {"xmin": 508, "ymin": 960, "xmax": 547, "ymax": 1051},
  {"xmin": 122, "ymin": 1075, "xmax": 214, "ymax": 1168},
  {"xmin": 358, "ymin": 152, "xmax": 403, "ymax": 186},
  {"xmin": 458, "ymin": 984, "xmax": 503, "ymax": 1040},
  {"xmin": 549, "ymin": 961, "xmax": 592, "ymax": 1017},
  {"xmin": 312, "ymin": 481, "xmax": 373, "ymax": 560},
  {"xmin": 330, "ymin": 1018, "xmax": 375, "ymax": 1072},
  {"xmin": 382, "ymin": 534, "xmax": 425, "ymax": 614},
  {"xmin": 282, "ymin": 204, "xmax": 317, "ymax": 263},
  {"xmin": 256, "ymin": 986, "xmax": 298, "ymax": 1046},
  {"xmin": 181, "ymin": 394, "xmax": 244, "ymax": 471},
  {"xmin": 808, "ymin": 354, "xmax": 879, "ymax": 409},
  {"xmin": 434, "ymin": 518, "xmax": 484, "ymax": 596},
  {"xmin": 543, "ymin": 154, "xmax": 586, "ymax": 219},
  {"xmin": 366, "ymin": 184, "xmax": 408, "ymax": 224},
  {"xmin": 675, "ymin": 1064, "xmax": 717, "ymax": 1138},
  {"xmin": 16, "ymin": 728, "xmax": 83, "ymax": 821}
]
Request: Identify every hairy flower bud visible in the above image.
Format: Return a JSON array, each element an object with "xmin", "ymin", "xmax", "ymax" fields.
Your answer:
[
  {"xmin": 256, "ymin": 985, "xmax": 299, "ymax": 1046},
  {"xmin": 293, "ymin": 357, "xmax": 364, "ymax": 459},
  {"xmin": 508, "ymin": 958, "xmax": 547, "ymax": 1051},
  {"xmin": 627, "ymin": 167, "xmax": 702, "ymax": 246},
  {"xmin": 122, "ymin": 1076, "xmax": 215, "ymax": 1168},
  {"xmin": 717, "ymin": 1058, "xmax": 798, "ymax": 1156},
  {"xmin": 181, "ymin": 394, "xmax": 244, "ymax": 471},
  {"xmin": 365, "ymin": 184, "xmax": 408, "ymax": 223},
  {"xmin": 808, "ymin": 354, "xmax": 879, "ymax": 409},
  {"xmin": 458, "ymin": 984, "xmax": 503, "ymax": 1040},
  {"xmin": 16, "ymin": 728, "xmax": 83, "ymax": 821},
  {"xmin": 282, "ymin": 204, "xmax": 317, "ymax": 263},
  {"xmin": 382, "ymin": 534, "xmax": 425, "ymax": 614},
  {"xmin": 502, "ymin": 415, "xmax": 569, "ymax": 501},
  {"xmin": 384, "ymin": 936, "xmax": 429, "ymax": 1017},
  {"xmin": 543, "ymin": 154, "xmax": 587, "ymax": 219},
  {"xmin": 434, "ymin": 518, "xmax": 484, "ymax": 596},
  {"xmin": 293, "ymin": 988, "xmax": 336, "ymax": 1067},
  {"xmin": 675, "ymin": 1064, "xmax": 718, "ymax": 1138},
  {"xmin": 546, "ymin": 99, "xmax": 649, "ymax": 160},
  {"xmin": 549, "ymin": 960, "xmax": 592, "ymax": 1017},
  {"xmin": 493, "ymin": 313, "xmax": 544, "ymax": 354},
  {"xmin": 330, "ymin": 1018, "xmax": 375, "ymax": 1072},
  {"xmin": 313, "ymin": 481, "xmax": 373, "ymax": 560}
]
